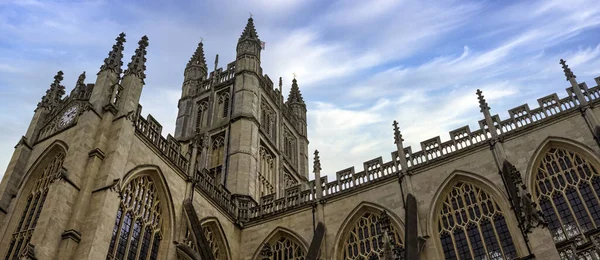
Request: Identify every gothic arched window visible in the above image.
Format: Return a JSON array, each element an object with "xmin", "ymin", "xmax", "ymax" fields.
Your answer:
[
  {"xmin": 5, "ymin": 152, "xmax": 64, "ymax": 259},
  {"xmin": 260, "ymin": 233, "xmax": 306, "ymax": 260},
  {"xmin": 341, "ymin": 211, "xmax": 404, "ymax": 259},
  {"xmin": 196, "ymin": 101, "xmax": 208, "ymax": 130},
  {"xmin": 106, "ymin": 176, "xmax": 162, "ymax": 260},
  {"xmin": 259, "ymin": 147, "xmax": 275, "ymax": 197},
  {"xmin": 210, "ymin": 136, "xmax": 225, "ymax": 169},
  {"xmin": 534, "ymin": 146, "xmax": 600, "ymax": 243},
  {"xmin": 437, "ymin": 182, "xmax": 517, "ymax": 259},
  {"xmin": 218, "ymin": 92, "xmax": 230, "ymax": 119}
]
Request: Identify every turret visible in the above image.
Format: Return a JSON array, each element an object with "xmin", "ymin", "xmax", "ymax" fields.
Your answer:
[
  {"xmin": 175, "ymin": 41, "xmax": 208, "ymax": 140},
  {"xmin": 25, "ymin": 71, "xmax": 65, "ymax": 142},
  {"xmin": 89, "ymin": 33, "xmax": 126, "ymax": 113},
  {"xmin": 182, "ymin": 41, "xmax": 208, "ymax": 98},
  {"xmin": 286, "ymin": 77, "xmax": 307, "ymax": 136},
  {"xmin": 236, "ymin": 17, "xmax": 262, "ymax": 74},
  {"xmin": 118, "ymin": 35, "xmax": 149, "ymax": 117}
]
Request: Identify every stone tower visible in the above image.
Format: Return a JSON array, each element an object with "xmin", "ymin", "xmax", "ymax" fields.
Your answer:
[{"xmin": 173, "ymin": 18, "xmax": 309, "ymax": 203}]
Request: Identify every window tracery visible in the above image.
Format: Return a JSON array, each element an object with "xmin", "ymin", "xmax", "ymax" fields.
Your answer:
[
  {"xmin": 534, "ymin": 147, "xmax": 600, "ymax": 243},
  {"xmin": 106, "ymin": 175, "xmax": 162, "ymax": 260},
  {"xmin": 5, "ymin": 152, "xmax": 64, "ymax": 260},
  {"xmin": 203, "ymin": 225, "xmax": 227, "ymax": 260},
  {"xmin": 259, "ymin": 147, "xmax": 275, "ymax": 197},
  {"xmin": 261, "ymin": 101, "xmax": 277, "ymax": 142},
  {"xmin": 260, "ymin": 235, "xmax": 306, "ymax": 260},
  {"xmin": 210, "ymin": 136, "xmax": 225, "ymax": 169},
  {"xmin": 196, "ymin": 101, "xmax": 208, "ymax": 130},
  {"xmin": 218, "ymin": 92, "xmax": 230, "ymax": 119},
  {"xmin": 437, "ymin": 182, "xmax": 517, "ymax": 260},
  {"xmin": 283, "ymin": 127, "xmax": 296, "ymax": 166},
  {"xmin": 341, "ymin": 211, "xmax": 404, "ymax": 259},
  {"xmin": 283, "ymin": 171, "xmax": 297, "ymax": 189}
]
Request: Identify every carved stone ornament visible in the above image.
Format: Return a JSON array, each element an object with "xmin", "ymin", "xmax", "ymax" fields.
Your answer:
[
  {"xmin": 108, "ymin": 178, "xmax": 123, "ymax": 197},
  {"xmin": 260, "ymin": 242, "xmax": 273, "ymax": 259}
]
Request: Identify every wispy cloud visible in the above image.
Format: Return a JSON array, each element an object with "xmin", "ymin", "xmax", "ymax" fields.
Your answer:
[{"xmin": 0, "ymin": 0, "xmax": 600, "ymax": 181}]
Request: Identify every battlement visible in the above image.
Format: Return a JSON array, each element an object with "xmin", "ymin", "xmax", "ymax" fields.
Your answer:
[
  {"xmin": 238, "ymin": 76, "xmax": 600, "ymax": 222},
  {"xmin": 188, "ymin": 62, "xmax": 236, "ymax": 97},
  {"xmin": 134, "ymin": 104, "xmax": 189, "ymax": 172}
]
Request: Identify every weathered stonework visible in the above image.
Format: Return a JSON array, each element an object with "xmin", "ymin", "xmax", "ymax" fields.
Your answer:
[{"xmin": 1, "ymin": 19, "xmax": 600, "ymax": 260}]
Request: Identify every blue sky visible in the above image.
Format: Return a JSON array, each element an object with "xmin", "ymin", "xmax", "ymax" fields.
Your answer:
[{"xmin": 1, "ymin": 0, "xmax": 600, "ymax": 180}]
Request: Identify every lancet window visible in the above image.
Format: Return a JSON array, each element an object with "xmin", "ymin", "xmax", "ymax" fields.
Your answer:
[
  {"xmin": 106, "ymin": 175, "xmax": 162, "ymax": 260},
  {"xmin": 534, "ymin": 147, "xmax": 600, "ymax": 244},
  {"xmin": 437, "ymin": 182, "xmax": 516, "ymax": 260},
  {"xmin": 5, "ymin": 152, "xmax": 64, "ymax": 260},
  {"xmin": 196, "ymin": 100, "xmax": 208, "ymax": 130},
  {"xmin": 259, "ymin": 147, "xmax": 275, "ymax": 197},
  {"xmin": 218, "ymin": 92, "xmax": 230, "ymax": 119},
  {"xmin": 210, "ymin": 136, "xmax": 225, "ymax": 169},
  {"xmin": 261, "ymin": 101, "xmax": 277, "ymax": 141},
  {"xmin": 283, "ymin": 127, "xmax": 296, "ymax": 165},
  {"xmin": 341, "ymin": 211, "xmax": 404, "ymax": 259}
]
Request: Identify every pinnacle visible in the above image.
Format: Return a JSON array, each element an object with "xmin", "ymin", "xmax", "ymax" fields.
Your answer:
[
  {"xmin": 124, "ymin": 35, "xmax": 150, "ymax": 81},
  {"xmin": 99, "ymin": 32, "xmax": 126, "ymax": 75},
  {"xmin": 38, "ymin": 71, "xmax": 66, "ymax": 110},
  {"xmin": 313, "ymin": 150, "xmax": 321, "ymax": 173},
  {"xmin": 239, "ymin": 17, "xmax": 260, "ymax": 41},
  {"xmin": 476, "ymin": 89, "xmax": 489, "ymax": 112},
  {"xmin": 287, "ymin": 78, "xmax": 305, "ymax": 104},
  {"xmin": 393, "ymin": 120, "xmax": 403, "ymax": 145},
  {"xmin": 560, "ymin": 59, "xmax": 576, "ymax": 81},
  {"xmin": 187, "ymin": 41, "xmax": 207, "ymax": 68}
]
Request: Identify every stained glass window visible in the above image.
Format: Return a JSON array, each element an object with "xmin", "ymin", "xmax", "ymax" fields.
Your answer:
[
  {"xmin": 534, "ymin": 147, "xmax": 600, "ymax": 243},
  {"xmin": 5, "ymin": 152, "xmax": 64, "ymax": 260},
  {"xmin": 437, "ymin": 182, "xmax": 517, "ymax": 259},
  {"xmin": 106, "ymin": 176, "xmax": 162, "ymax": 260},
  {"xmin": 341, "ymin": 211, "xmax": 404, "ymax": 259}
]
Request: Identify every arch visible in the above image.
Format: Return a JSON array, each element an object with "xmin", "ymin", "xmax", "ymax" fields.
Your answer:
[
  {"xmin": 426, "ymin": 170, "xmax": 521, "ymax": 259},
  {"xmin": 251, "ymin": 226, "xmax": 309, "ymax": 260},
  {"xmin": 3, "ymin": 139, "xmax": 68, "ymax": 259},
  {"xmin": 106, "ymin": 165, "xmax": 175, "ymax": 260},
  {"xmin": 526, "ymin": 136, "xmax": 600, "ymax": 245},
  {"xmin": 525, "ymin": 136, "xmax": 600, "ymax": 198},
  {"xmin": 199, "ymin": 217, "xmax": 232, "ymax": 260},
  {"xmin": 333, "ymin": 201, "xmax": 405, "ymax": 260}
]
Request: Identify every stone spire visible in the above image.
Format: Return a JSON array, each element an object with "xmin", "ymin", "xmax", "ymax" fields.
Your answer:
[
  {"xmin": 393, "ymin": 120, "xmax": 409, "ymax": 172},
  {"xmin": 187, "ymin": 41, "xmax": 207, "ymax": 69},
  {"xmin": 124, "ymin": 35, "xmax": 149, "ymax": 82},
  {"xmin": 99, "ymin": 32, "xmax": 126, "ymax": 75},
  {"xmin": 560, "ymin": 59, "xmax": 576, "ymax": 81},
  {"xmin": 70, "ymin": 71, "xmax": 86, "ymax": 98},
  {"xmin": 239, "ymin": 17, "xmax": 260, "ymax": 42},
  {"xmin": 476, "ymin": 89, "xmax": 490, "ymax": 113},
  {"xmin": 313, "ymin": 150, "xmax": 322, "ymax": 173},
  {"xmin": 37, "ymin": 71, "xmax": 65, "ymax": 110},
  {"xmin": 286, "ymin": 78, "xmax": 305, "ymax": 105}
]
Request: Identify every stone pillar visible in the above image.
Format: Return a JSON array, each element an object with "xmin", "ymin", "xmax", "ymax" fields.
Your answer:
[{"xmin": 312, "ymin": 150, "xmax": 327, "ymax": 258}]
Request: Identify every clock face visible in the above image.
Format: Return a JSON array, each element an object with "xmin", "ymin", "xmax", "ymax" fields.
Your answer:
[{"xmin": 59, "ymin": 106, "xmax": 78, "ymax": 128}]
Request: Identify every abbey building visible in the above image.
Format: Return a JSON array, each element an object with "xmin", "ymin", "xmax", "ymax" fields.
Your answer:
[{"xmin": 1, "ymin": 18, "xmax": 600, "ymax": 260}]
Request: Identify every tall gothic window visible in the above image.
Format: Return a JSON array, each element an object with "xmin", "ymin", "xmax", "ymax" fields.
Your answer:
[
  {"xmin": 283, "ymin": 128, "xmax": 296, "ymax": 165},
  {"xmin": 5, "ymin": 152, "xmax": 64, "ymax": 260},
  {"xmin": 106, "ymin": 176, "xmax": 162, "ymax": 260},
  {"xmin": 437, "ymin": 182, "xmax": 517, "ymax": 260},
  {"xmin": 259, "ymin": 147, "xmax": 275, "ymax": 197},
  {"xmin": 341, "ymin": 211, "xmax": 404, "ymax": 259},
  {"xmin": 534, "ymin": 147, "xmax": 600, "ymax": 243},
  {"xmin": 218, "ymin": 92, "xmax": 230, "ymax": 119},
  {"xmin": 210, "ymin": 136, "xmax": 225, "ymax": 169},
  {"xmin": 196, "ymin": 101, "xmax": 208, "ymax": 130}
]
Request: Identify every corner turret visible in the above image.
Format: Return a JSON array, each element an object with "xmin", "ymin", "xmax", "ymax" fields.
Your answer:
[
  {"xmin": 118, "ymin": 35, "xmax": 149, "ymax": 117},
  {"xmin": 286, "ymin": 78, "xmax": 307, "ymax": 137},
  {"xmin": 236, "ymin": 17, "xmax": 262, "ymax": 74},
  {"xmin": 182, "ymin": 41, "xmax": 208, "ymax": 98},
  {"xmin": 89, "ymin": 33, "xmax": 126, "ymax": 113}
]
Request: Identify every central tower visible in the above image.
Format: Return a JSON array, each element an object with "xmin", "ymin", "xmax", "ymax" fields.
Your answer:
[{"xmin": 174, "ymin": 18, "xmax": 309, "ymax": 203}]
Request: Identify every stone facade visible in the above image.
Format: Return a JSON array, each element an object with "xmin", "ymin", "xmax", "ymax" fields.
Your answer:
[{"xmin": 1, "ymin": 18, "xmax": 600, "ymax": 260}]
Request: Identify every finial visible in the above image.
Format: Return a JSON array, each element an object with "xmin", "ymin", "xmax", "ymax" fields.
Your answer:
[
  {"xmin": 124, "ymin": 35, "xmax": 149, "ymax": 81},
  {"xmin": 249, "ymin": 12, "xmax": 253, "ymax": 19},
  {"xmin": 77, "ymin": 71, "xmax": 86, "ymax": 85},
  {"xmin": 37, "ymin": 71, "xmax": 66, "ymax": 110},
  {"xmin": 393, "ymin": 120, "xmax": 403, "ymax": 145},
  {"xmin": 214, "ymin": 54, "xmax": 219, "ymax": 72},
  {"xmin": 99, "ymin": 32, "xmax": 126, "ymax": 75},
  {"xmin": 199, "ymin": 37, "xmax": 203, "ymax": 43},
  {"xmin": 279, "ymin": 77, "xmax": 282, "ymax": 88},
  {"xmin": 476, "ymin": 89, "xmax": 489, "ymax": 112},
  {"xmin": 293, "ymin": 72, "xmax": 296, "ymax": 79},
  {"xmin": 287, "ymin": 77, "xmax": 305, "ymax": 104},
  {"xmin": 313, "ymin": 150, "xmax": 322, "ymax": 173},
  {"xmin": 186, "ymin": 40, "xmax": 207, "ymax": 69},
  {"xmin": 239, "ymin": 16, "xmax": 260, "ymax": 41},
  {"xmin": 560, "ymin": 59, "xmax": 576, "ymax": 81}
]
